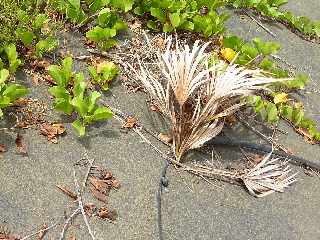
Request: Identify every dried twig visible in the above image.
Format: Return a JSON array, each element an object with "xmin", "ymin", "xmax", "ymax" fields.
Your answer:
[
  {"xmin": 111, "ymin": 107, "xmax": 297, "ymax": 197},
  {"xmin": 82, "ymin": 152, "xmax": 95, "ymax": 190},
  {"xmin": 236, "ymin": 113, "xmax": 292, "ymax": 154},
  {"xmin": 246, "ymin": 12, "xmax": 277, "ymax": 37},
  {"xmin": 20, "ymin": 222, "xmax": 60, "ymax": 240},
  {"xmin": 59, "ymin": 208, "xmax": 81, "ymax": 240},
  {"xmin": 73, "ymin": 170, "xmax": 96, "ymax": 240}
]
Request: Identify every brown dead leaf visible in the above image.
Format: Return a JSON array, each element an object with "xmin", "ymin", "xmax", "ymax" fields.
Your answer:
[
  {"xmin": 111, "ymin": 179, "xmax": 121, "ymax": 189},
  {"xmin": 0, "ymin": 144, "xmax": 6, "ymax": 153},
  {"xmin": 56, "ymin": 185, "xmax": 78, "ymax": 200},
  {"xmin": 0, "ymin": 231, "xmax": 20, "ymax": 240},
  {"xmin": 121, "ymin": 116, "xmax": 138, "ymax": 129},
  {"xmin": 40, "ymin": 123, "xmax": 65, "ymax": 143},
  {"xmin": 98, "ymin": 168, "xmax": 113, "ymax": 180},
  {"xmin": 14, "ymin": 98, "xmax": 29, "ymax": 107},
  {"xmin": 37, "ymin": 224, "xmax": 48, "ymax": 240},
  {"xmin": 89, "ymin": 184, "xmax": 107, "ymax": 203},
  {"xmin": 90, "ymin": 177, "xmax": 108, "ymax": 191},
  {"xmin": 97, "ymin": 207, "xmax": 118, "ymax": 221},
  {"xmin": 158, "ymin": 133, "xmax": 173, "ymax": 145},
  {"xmin": 15, "ymin": 134, "xmax": 27, "ymax": 155},
  {"xmin": 84, "ymin": 203, "xmax": 96, "ymax": 217}
]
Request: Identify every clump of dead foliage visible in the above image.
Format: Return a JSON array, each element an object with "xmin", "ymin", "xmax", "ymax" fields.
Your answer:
[{"xmin": 119, "ymin": 35, "xmax": 297, "ymax": 197}]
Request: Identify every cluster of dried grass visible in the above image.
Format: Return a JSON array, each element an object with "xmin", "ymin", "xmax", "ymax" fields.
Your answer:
[{"xmin": 127, "ymin": 36, "xmax": 297, "ymax": 197}]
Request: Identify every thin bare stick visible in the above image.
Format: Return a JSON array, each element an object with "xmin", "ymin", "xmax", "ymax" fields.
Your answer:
[
  {"xmin": 82, "ymin": 152, "xmax": 95, "ymax": 190},
  {"xmin": 73, "ymin": 169, "xmax": 96, "ymax": 240},
  {"xmin": 246, "ymin": 12, "xmax": 276, "ymax": 37},
  {"xmin": 59, "ymin": 207, "xmax": 81, "ymax": 240},
  {"xmin": 236, "ymin": 114, "xmax": 291, "ymax": 154},
  {"xmin": 21, "ymin": 221, "xmax": 60, "ymax": 240}
]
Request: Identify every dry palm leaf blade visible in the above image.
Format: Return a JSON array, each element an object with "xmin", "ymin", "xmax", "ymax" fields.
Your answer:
[
  {"xmin": 130, "ymin": 37, "xmax": 291, "ymax": 161},
  {"xmin": 241, "ymin": 152, "xmax": 297, "ymax": 197}
]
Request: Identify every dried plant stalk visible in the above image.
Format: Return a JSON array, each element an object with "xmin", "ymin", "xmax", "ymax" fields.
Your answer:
[{"xmin": 132, "ymin": 37, "xmax": 290, "ymax": 161}]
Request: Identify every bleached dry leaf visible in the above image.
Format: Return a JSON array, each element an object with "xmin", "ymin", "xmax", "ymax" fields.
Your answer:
[
  {"xmin": 241, "ymin": 152, "xmax": 297, "ymax": 197},
  {"xmin": 131, "ymin": 37, "xmax": 290, "ymax": 160}
]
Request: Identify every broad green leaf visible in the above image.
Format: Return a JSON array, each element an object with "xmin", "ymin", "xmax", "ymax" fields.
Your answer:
[
  {"xmin": 15, "ymin": 28, "xmax": 34, "ymax": 46},
  {"xmin": 253, "ymin": 38, "xmax": 280, "ymax": 55},
  {"xmin": 113, "ymin": 20, "xmax": 127, "ymax": 31},
  {"xmin": 266, "ymin": 102, "xmax": 278, "ymax": 123},
  {"xmin": 280, "ymin": 105, "xmax": 293, "ymax": 121},
  {"xmin": 169, "ymin": 12, "xmax": 181, "ymax": 28},
  {"xmin": 180, "ymin": 21, "xmax": 194, "ymax": 31},
  {"xmin": 73, "ymin": 72, "xmax": 87, "ymax": 97},
  {"xmin": 89, "ymin": 0, "xmax": 110, "ymax": 12},
  {"xmin": 150, "ymin": 7, "xmax": 166, "ymax": 23},
  {"xmin": 71, "ymin": 95, "xmax": 88, "ymax": 118},
  {"xmin": 101, "ymin": 38, "xmax": 118, "ymax": 50},
  {"xmin": 54, "ymin": 98, "xmax": 73, "ymax": 115},
  {"xmin": 163, "ymin": 23, "xmax": 174, "ymax": 32},
  {"xmin": 223, "ymin": 35, "xmax": 244, "ymax": 51},
  {"xmin": 48, "ymin": 86, "xmax": 70, "ymax": 99},
  {"xmin": 62, "ymin": 57, "xmax": 73, "ymax": 85},
  {"xmin": 0, "ymin": 96, "xmax": 11, "ymax": 108},
  {"xmin": 98, "ymin": 61, "xmax": 118, "ymax": 80},
  {"xmin": 0, "ymin": 69, "xmax": 9, "ymax": 84},
  {"xmin": 88, "ymin": 66, "xmax": 99, "ymax": 82},
  {"xmin": 33, "ymin": 14, "xmax": 49, "ymax": 30},
  {"xmin": 67, "ymin": 0, "xmax": 80, "ymax": 10},
  {"xmin": 72, "ymin": 119, "xmax": 86, "ymax": 136},
  {"xmin": 87, "ymin": 91, "xmax": 101, "ymax": 113},
  {"xmin": 147, "ymin": 20, "xmax": 158, "ymax": 30},
  {"xmin": 293, "ymin": 107, "xmax": 304, "ymax": 125},
  {"xmin": 98, "ymin": 8, "xmax": 112, "ymax": 27},
  {"xmin": 92, "ymin": 107, "xmax": 112, "ymax": 120},
  {"xmin": 3, "ymin": 84, "xmax": 28, "ymax": 101},
  {"xmin": 86, "ymin": 26, "xmax": 116, "ymax": 42},
  {"xmin": 36, "ymin": 37, "xmax": 58, "ymax": 57},
  {"xmin": 48, "ymin": 65, "xmax": 63, "ymax": 86},
  {"xmin": 110, "ymin": 0, "xmax": 134, "ymax": 12}
]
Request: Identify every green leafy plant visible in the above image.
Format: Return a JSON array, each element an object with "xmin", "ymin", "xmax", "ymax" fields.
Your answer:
[
  {"xmin": 134, "ymin": 0, "xmax": 228, "ymax": 36},
  {"xmin": 0, "ymin": 68, "xmax": 28, "ymax": 118},
  {"xmin": 0, "ymin": 44, "xmax": 23, "ymax": 73},
  {"xmin": 222, "ymin": 35, "xmax": 320, "ymax": 142},
  {"xmin": 88, "ymin": 61, "xmax": 118, "ymax": 91},
  {"xmin": 227, "ymin": 0, "xmax": 320, "ymax": 39},
  {"xmin": 14, "ymin": 7, "xmax": 59, "ymax": 58},
  {"xmin": 48, "ymin": 57, "xmax": 113, "ymax": 136},
  {"xmin": 86, "ymin": 7, "xmax": 127, "ymax": 50}
]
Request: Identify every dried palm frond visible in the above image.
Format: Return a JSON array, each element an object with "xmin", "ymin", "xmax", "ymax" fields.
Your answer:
[
  {"xmin": 241, "ymin": 152, "xmax": 297, "ymax": 197},
  {"xmin": 131, "ymin": 37, "xmax": 290, "ymax": 161}
]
